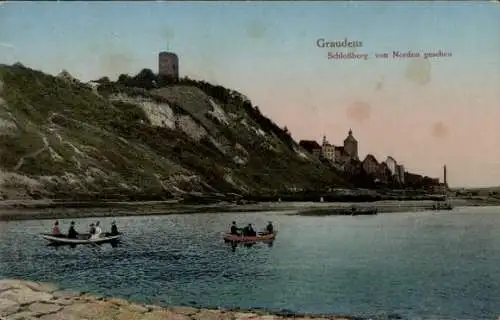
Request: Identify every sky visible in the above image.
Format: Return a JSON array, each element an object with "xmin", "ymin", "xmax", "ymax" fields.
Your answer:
[{"xmin": 1, "ymin": 1, "xmax": 499, "ymax": 187}]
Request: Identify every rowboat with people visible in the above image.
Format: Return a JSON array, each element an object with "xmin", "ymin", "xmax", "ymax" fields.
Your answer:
[
  {"xmin": 223, "ymin": 220, "xmax": 277, "ymax": 243},
  {"xmin": 40, "ymin": 233, "xmax": 121, "ymax": 245},
  {"xmin": 41, "ymin": 220, "xmax": 121, "ymax": 246}
]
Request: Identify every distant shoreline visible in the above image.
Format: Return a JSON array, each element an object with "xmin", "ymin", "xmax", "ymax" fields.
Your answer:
[{"xmin": 0, "ymin": 197, "xmax": 498, "ymax": 222}]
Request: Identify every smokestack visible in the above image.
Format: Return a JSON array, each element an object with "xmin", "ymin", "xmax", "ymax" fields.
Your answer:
[{"xmin": 443, "ymin": 165, "xmax": 447, "ymax": 186}]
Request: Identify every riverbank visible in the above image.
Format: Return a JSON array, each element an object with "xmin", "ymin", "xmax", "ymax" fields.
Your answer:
[
  {"xmin": 292, "ymin": 198, "xmax": 461, "ymax": 216},
  {"xmin": 0, "ymin": 279, "xmax": 354, "ymax": 320},
  {"xmin": 0, "ymin": 197, "xmax": 498, "ymax": 221}
]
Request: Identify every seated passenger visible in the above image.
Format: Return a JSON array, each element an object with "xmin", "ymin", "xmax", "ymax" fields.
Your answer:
[
  {"xmin": 89, "ymin": 221, "xmax": 102, "ymax": 240},
  {"xmin": 265, "ymin": 221, "xmax": 274, "ymax": 234},
  {"xmin": 67, "ymin": 221, "xmax": 78, "ymax": 239},
  {"xmin": 94, "ymin": 221, "xmax": 102, "ymax": 237},
  {"xmin": 110, "ymin": 221, "xmax": 119, "ymax": 236},
  {"xmin": 241, "ymin": 224, "xmax": 250, "ymax": 237},
  {"xmin": 230, "ymin": 221, "xmax": 240, "ymax": 235},
  {"xmin": 247, "ymin": 224, "xmax": 256, "ymax": 237},
  {"xmin": 52, "ymin": 221, "xmax": 61, "ymax": 236}
]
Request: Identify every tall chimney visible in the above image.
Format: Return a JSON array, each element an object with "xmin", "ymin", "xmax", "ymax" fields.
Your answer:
[{"xmin": 443, "ymin": 165, "xmax": 447, "ymax": 186}]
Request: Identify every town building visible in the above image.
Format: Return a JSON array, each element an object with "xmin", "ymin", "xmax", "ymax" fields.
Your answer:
[
  {"xmin": 362, "ymin": 154, "xmax": 379, "ymax": 176},
  {"xmin": 299, "ymin": 130, "xmax": 418, "ymax": 186},
  {"xmin": 386, "ymin": 156, "xmax": 397, "ymax": 176},
  {"xmin": 385, "ymin": 156, "xmax": 407, "ymax": 184},
  {"xmin": 362, "ymin": 155, "xmax": 396, "ymax": 184},
  {"xmin": 377, "ymin": 162, "xmax": 391, "ymax": 183},
  {"xmin": 321, "ymin": 136, "xmax": 336, "ymax": 162},
  {"xmin": 299, "ymin": 140, "xmax": 322, "ymax": 158},
  {"xmin": 334, "ymin": 146, "xmax": 349, "ymax": 163},
  {"xmin": 433, "ymin": 183, "xmax": 447, "ymax": 194},
  {"xmin": 396, "ymin": 164, "xmax": 405, "ymax": 184}
]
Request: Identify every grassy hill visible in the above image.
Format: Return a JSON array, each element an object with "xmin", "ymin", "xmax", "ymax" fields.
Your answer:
[{"xmin": 0, "ymin": 63, "xmax": 349, "ymax": 201}]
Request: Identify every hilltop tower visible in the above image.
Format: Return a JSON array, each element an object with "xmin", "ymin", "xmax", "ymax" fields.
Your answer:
[{"xmin": 158, "ymin": 51, "xmax": 179, "ymax": 80}]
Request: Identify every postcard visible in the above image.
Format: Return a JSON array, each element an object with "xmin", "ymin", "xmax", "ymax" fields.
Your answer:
[{"xmin": 0, "ymin": 2, "xmax": 499, "ymax": 320}]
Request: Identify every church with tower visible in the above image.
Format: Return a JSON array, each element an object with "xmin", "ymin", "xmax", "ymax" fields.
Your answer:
[
  {"xmin": 343, "ymin": 129, "xmax": 358, "ymax": 160},
  {"xmin": 320, "ymin": 129, "xmax": 359, "ymax": 165}
]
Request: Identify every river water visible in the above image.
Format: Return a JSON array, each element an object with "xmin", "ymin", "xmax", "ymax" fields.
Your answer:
[{"xmin": 1, "ymin": 206, "xmax": 499, "ymax": 319}]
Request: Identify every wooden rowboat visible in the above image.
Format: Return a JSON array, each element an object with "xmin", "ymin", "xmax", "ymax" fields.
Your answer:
[
  {"xmin": 222, "ymin": 231, "xmax": 277, "ymax": 243},
  {"xmin": 40, "ymin": 233, "xmax": 121, "ymax": 245}
]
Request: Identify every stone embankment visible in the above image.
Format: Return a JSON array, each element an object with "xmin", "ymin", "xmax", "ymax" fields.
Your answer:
[{"xmin": 0, "ymin": 279, "xmax": 351, "ymax": 320}]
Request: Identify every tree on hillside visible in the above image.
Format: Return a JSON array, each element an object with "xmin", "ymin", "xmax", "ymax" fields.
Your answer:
[
  {"xmin": 13, "ymin": 62, "xmax": 26, "ymax": 68},
  {"xmin": 157, "ymin": 74, "xmax": 178, "ymax": 87},
  {"xmin": 133, "ymin": 68, "xmax": 157, "ymax": 89},
  {"xmin": 95, "ymin": 76, "xmax": 111, "ymax": 84},
  {"xmin": 117, "ymin": 74, "xmax": 133, "ymax": 86}
]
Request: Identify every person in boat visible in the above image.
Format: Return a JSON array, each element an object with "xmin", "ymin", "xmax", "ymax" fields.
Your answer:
[
  {"xmin": 265, "ymin": 221, "xmax": 274, "ymax": 234},
  {"xmin": 94, "ymin": 221, "xmax": 102, "ymax": 238},
  {"xmin": 110, "ymin": 221, "xmax": 119, "ymax": 236},
  {"xmin": 241, "ymin": 224, "xmax": 249, "ymax": 236},
  {"xmin": 89, "ymin": 223, "xmax": 96, "ymax": 236},
  {"xmin": 243, "ymin": 224, "xmax": 256, "ymax": 237},
  {"xmin": 52, "ymin": 221, "xmax": 61, "ymax": 236},
  {"xmin": 230, "ymin": 221, "xmax": 241, "ymax": 235},
  {"xmin": 249, "ymin": 224, "xmax": 257, "ymax": 236},
  {"xmin": 67, "ymin": 221, "xmax": 78, "ymax": 239}
]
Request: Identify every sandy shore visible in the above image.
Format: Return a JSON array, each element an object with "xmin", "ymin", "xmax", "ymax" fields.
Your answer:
[
  {"xmin": 0, "ymin": 279, "xmax": 353, "ymax": 320},
  {"xmin": 0, "ymin": 197, "xmax": 498, "ymax": 221}
]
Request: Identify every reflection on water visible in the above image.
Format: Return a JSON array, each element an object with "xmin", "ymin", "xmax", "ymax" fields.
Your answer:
[
  {"xmin": 1, "ymin": 207, "xmax": 500, "ymax": 320},
  {"xmin": 46, "ymin": 239, "xmax": 122, "ymax": 249},
  {"xmin": 226, "ymin": 240, "xmax": 275, "ymax": 252}
]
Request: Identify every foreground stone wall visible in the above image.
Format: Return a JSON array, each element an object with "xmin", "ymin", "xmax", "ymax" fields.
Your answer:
[{"xmin": 0, "ymin": 279, "xmax": 351, "ymax": 320}]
